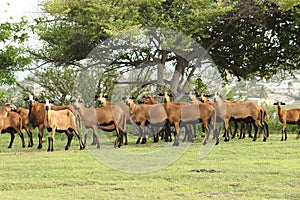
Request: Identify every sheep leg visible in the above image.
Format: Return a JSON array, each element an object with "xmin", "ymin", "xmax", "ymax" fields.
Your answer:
[
  {"xmin": 73, "ymin": 130, "xmax": 85, "ymax": 150},
  {"xmin": 8, "ymin": 133, "xmax": 15, "ymax": 148},
  {"xmin": 231, "ymin": 121, "xmax": 238, "ymax": 139},
  {"xmin": 164, "ymin": 122, "xmax": 172, "ymax": 142},
  {"xmin": 48, "ymin": 128, "xmax": 55, "ymax": 152},
  {"xmin": 25, "ymin": 128, "xmax": 33, "ymax": 147},
  {"xmin": 17, "ymin": 131, "xmax": 25, "ymax": 148},
  {"xmin": 65, "ymin": 131, "xmax": 73, "ymax": 150},
  {"xmin": 37, "ymin": 127, "xmax": 43, "ymax": 149},
  {"xmin": 281, "ymin": 124, "xmax": 286, "ymax": 141},
  {"xmin": 238, "ymin": 122, "xmax": 244, "ymax": 139},
  {"xmin": 284, "ymin": 128, "xmax": 287, "ymax": 141},
  {"xmin": 203, "ymin": 124, "xmax": 209, "ymax": 145},
  {"xmin": 252, "ymin": 123, "xmax": 258, "ymax": 141},
  {"xmin": 114, "ymin": 127, "xmax": 122, "ymax": 148},
  {"xmin": 92, "ymin": 127, "xmax": 100, "ymax": 148},
  {"xmin": 224, "ymin": 120, "xmax": 230, "ymax": 142},
  {"xmin": 47, "ymin": 137, "xmax": 51, "ymax": 152},
  {"xmin": 248, "ymin": 123, "xmax": 253, "ymax": 138},
  {"xmin": 135, "ymin": 126, "xmax": 143, "ymax": 144},
  {"xmin": 83, "ymin": 128, "xmax": 89, "ymax": 146},
  {"xmin": 141, "ymin": 124, "xmax": 147, "ymax": 144},
  {"xmin": 263, "ymin": 123, "xmax": 269, "ymax": 142},
  {"xmin": 124, "ymin": 131, "xmax": 128, "ymax": 145},
  {"xmin": 172, "ymin": 123, "xmax": 180, "ymax": 146},
  {"xmin": 91, "ymin": 132, "xmax": 98, "ymax": 146}
]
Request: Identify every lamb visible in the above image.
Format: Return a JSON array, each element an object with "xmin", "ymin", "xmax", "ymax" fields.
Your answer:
[
  {"xmin": 0, "ymin": 102, "xmax": 25, "ymax": 148},
  {"xmin": 274, "ymin": 101, "xmax": 300, "ymax": 141},
  {"xmin": 44, "ymin": 99, "xmax": 85, "ymax": 151}
]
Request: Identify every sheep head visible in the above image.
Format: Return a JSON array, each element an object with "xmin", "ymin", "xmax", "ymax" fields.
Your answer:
[{"xmin": 44, "ymin": 99, "xmax": 54, "ymax": 111}]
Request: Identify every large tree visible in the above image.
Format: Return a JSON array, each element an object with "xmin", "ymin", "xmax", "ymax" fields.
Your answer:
[{"xmin": 32, "ymin": 0, "xmax": 300, "ymax": 98}]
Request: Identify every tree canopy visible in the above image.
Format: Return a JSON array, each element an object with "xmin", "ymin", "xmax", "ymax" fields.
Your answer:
[
  {"xmin": 34, "ymin": 0, "xmax": 299, "ymax": 82},
  {"xmin": 1, "ymin": 0, "xmax": 299, "ymax": 100}
]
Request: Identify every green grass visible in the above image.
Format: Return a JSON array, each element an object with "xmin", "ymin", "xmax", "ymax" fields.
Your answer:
[{"xmin": 0, "ymin": 130, "xmax": 299, "ymax": 200}]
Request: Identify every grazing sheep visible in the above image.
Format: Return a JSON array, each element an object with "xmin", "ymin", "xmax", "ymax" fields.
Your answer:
[
  {"xmin": 0, "ymin": 102, "xmax": 25, "ymax": 148},
  {"xmin": 274, "ymin": 101, "xmax": 300, "ymax": 141},
  {"xmin": 44, "ymin": 99, "xmax": 85, "ymax": 151}
]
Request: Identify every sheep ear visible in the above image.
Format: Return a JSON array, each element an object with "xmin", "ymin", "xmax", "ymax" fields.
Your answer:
[
  {"xmin": 23, "ymin": 97, "xmax": 29, "ymax": 101},
  {"xmin": 39, "ymin": 100, "xmax": 45, "ymax": 103},
  {"xmin": 95, "ymin": 95, "xmax": 99, "ymax": 99},
  {"xmin": 168, "ymin": 93, "xmax": 173, "ymax": 97},
  {"xmin": 104, "ymin": 94, "xmax": 108, "ymax": 98},
  {"xmin": 50, "ymin": 100, "xmax": 55, "ymax": 104},
  {"xmin": 34, "ymin": 97, "xmax": 39, "ymax": 101},
  {"xmin": 281, "ymin": 102, "xmax": 286, "ymax": 105},
  {"xmin": 130, "ymin": 96, "xmax": 136, "ymax": 99},
  {"xmin": 273, "ymin": 102, "xmax": 278, "ymax": 105},
  {"xmin": 195, "ymin": 93, "xmax": 200, "ymax": 97},
  {"xmin": 205, "ymin": 94, "xmax": 212, "ymax": 97},
  {"xmin": 157, "ymin": 93, "xmax": 164, "ymax": 96}
]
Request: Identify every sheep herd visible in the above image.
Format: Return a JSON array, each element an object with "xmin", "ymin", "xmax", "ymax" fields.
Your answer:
[{"xmin": 0, "ymin": 92, "xmax": 299, "ymax": 151}]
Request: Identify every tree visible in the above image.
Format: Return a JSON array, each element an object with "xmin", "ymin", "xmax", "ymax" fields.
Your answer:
[
  {"xmin": 31, "ymin": 0, "xmax": 299, "ymax": 98},
  {"xmin": 24, "ymin": 66, "xmax": 78, "ymax": 105},
  {"xmin": 0, "ymin": 17, "xmax": 32, "ymax": 85},
  {"xmin": 203, "ymin": 0, "xmax": 300, "ymax": 80}
]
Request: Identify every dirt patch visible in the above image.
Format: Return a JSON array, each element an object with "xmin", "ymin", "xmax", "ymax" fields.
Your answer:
[{"xmin": 190, "ymin": 169, "xmax": 221, "ymax": 173}]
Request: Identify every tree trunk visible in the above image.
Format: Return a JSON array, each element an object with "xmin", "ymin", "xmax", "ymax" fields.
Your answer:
[{"xmin": 170, "ymin": 56, "xmax": 188, "ymax": 100}]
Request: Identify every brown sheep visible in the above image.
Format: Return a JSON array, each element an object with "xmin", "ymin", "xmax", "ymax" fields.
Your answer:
[
  {"xmin": 125, "ymin": 96, "xmax": 167, "ymax": 144},
  {"xmin": 16, "ymin": 108, "xmax": 33, "ymax": 147},
  {"xmin": 274, "ymin": 101, "xmax": 300, "ymax": 141},
  {"xmin": 72, "ymin": 98, "xmax": 126, "ymax": 148},
  {"xmin": 23, "ymin": 94, "xmax": 78, "ymax": 149},
  {"xmin": 44, "ymin": 100, "xmax": 85, "ymax": 151},
  {"xmin": 95, "ymin": 93, "xmax": 145, "ymax": 145},
  {"xmin": 213, "ymin": 94, "xmax": 264, "ymax": 142},
  {"xmin": 159, "ymin": 92, "xmax": 216, "ymax": 146},
  {"xmin": 0, "ymin": 102, "xmax": 25, "ymax": 148}
]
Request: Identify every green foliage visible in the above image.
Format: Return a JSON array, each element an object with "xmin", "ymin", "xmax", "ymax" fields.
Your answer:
[
  {"xmin": 25, "ymin": 66, "xmax": 78, "ymax": 105},
  {"xmin": 204, "ymin": 0, "xmax": 300, "ymax": 80},
  {"xmin": 0, "ymin": 17, "xmax": 32, "ymax": 85},
  {"xmin": 30, "ymin": 0, "xmax": 300, "ymax": 95}
]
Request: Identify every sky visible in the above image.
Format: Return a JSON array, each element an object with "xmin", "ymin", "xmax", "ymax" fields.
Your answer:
[{"xmin": 0, "ymin": 0, "xmax": 39, "ymax": 23}]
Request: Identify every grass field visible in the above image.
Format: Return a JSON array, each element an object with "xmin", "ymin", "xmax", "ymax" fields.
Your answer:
[{"xmin": 0, "ymin": 129, "xmax": 299, "ymax": 200}]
